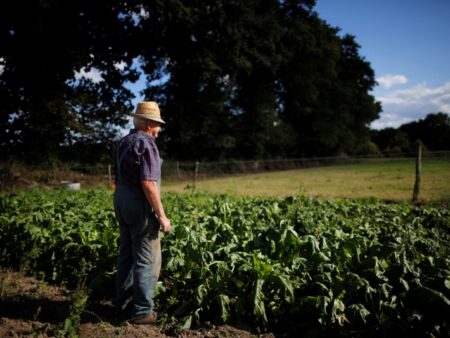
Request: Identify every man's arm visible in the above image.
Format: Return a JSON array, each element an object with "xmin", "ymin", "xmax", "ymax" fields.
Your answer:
[{"xmin": 141, "ymin": 180, "xmax": 171, "ymax": 233}]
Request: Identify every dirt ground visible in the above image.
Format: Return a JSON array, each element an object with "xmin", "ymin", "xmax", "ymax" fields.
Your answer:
[{"xmin": 0, "ymin": 271, "xmax": 275, "ymax": 338}]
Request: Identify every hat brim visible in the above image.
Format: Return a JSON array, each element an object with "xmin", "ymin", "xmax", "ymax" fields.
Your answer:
[{"xmin": 127, "ymin": 113, "xmax": 165, "ymax": 124}]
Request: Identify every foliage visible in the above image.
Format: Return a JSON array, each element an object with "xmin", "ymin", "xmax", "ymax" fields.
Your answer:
[
  {"xmin": 400, "ymin": 112, "xmax": 450, "ymax": 151},
  {"xmin": 371, "ymin": 112, "xmax": 450, "ymax": 153},
  {"xmin": 56, "ymin": 282, "xmax": 89, "ymax": 338},
  {"xmin": 1, "ymin": 0, "xmax": 380, "ymax": 162},
  {"xmin": 0, "ymin": 0, "xmax": 138, "ymax": 162},
  {"xmin": 144, "ymin": 0, "xmax": 381, "ymax": 159},
  {"xmin": 0, "ymin": 189, "xmax": 117, "ymax": 287},
  {"xmin": 0, "ymin": 189, "xmax": 449, "ymax": 337}
]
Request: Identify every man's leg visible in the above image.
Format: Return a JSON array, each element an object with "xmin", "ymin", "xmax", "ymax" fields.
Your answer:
[
  {"xmin": 115, "ymin": 223, "xmax": 134, "ymax": 313},
  {"xmin": 130, "ymin": 212, "xmax": 161, "ymax": 318},
  {"xmin": 114, "ymin": 187, "xmax": 134, "ymax": 315}
]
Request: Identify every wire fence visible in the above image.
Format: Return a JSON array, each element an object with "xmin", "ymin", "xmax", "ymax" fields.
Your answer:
[
  {"xmin": 161, "ymin": 150, "xmax": 450, "ymax": 181},
  {"xmin": 1, "ymin": 150, "xmax": 449, "ymax": 191}
]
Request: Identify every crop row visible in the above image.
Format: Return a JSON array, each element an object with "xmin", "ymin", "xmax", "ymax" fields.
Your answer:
[{"xmin": 0, "ymin": 189, "xmax": 449, "ymax": 337}]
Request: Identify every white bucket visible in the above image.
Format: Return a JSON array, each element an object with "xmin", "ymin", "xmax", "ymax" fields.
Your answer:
[{"xmin": 61, "ymin": 181, "xmax": 81, "ymax": 190}]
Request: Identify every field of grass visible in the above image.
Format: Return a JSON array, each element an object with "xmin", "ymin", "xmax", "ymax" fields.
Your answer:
[{"xmin": 163, "ymin": 157, "xmax": 450, "ymax": 203}]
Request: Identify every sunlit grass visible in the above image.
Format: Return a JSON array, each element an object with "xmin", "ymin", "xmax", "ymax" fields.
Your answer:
[{"xmin": 163, "ymin": 158, "xmax": 450, "ymax": 203}]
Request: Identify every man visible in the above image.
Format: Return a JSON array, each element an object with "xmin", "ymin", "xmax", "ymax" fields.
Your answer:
[{"xmin": 114, "ymin": 101, "xmax": 171, "ymax": 324}]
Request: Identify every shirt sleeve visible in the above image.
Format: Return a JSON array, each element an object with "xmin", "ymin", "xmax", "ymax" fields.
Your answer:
[{"xmin": 134, "ymin": 138, "xmax": 160, "ymax": 182}]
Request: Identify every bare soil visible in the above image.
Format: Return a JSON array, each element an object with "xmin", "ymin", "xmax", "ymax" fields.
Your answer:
[{"xmin": 0, "ymin": 270, "xmax": 275, "ymax": 338}]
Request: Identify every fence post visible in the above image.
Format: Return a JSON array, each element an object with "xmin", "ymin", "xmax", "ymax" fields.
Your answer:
[
  {"xmin": 176, "ymin": 161, "xmax": 180, "ymax": 179},
  {"xmin": 412, "ymin": 141, "xmax": 422, "ymax": 202},
  {"xmin": 108, "ymin": 164, "xmax": 112, "ymax": 189},
  {"xmin": 192, "ymin": 161, "xmax": 199, "ymax": 192}
]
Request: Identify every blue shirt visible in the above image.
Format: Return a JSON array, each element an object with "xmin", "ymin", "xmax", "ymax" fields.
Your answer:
[{"xmin": 115, "ymin": 129, "xmax": 161, "ymax": 188}]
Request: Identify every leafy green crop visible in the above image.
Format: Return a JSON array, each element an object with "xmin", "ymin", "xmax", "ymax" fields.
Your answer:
[
  {"xmin": 0, "ymin": 189, "xmax": 449, "ymax": 337},
  {"xmin": 0, "ymin": 189, "xmax": 117, "ymax": 288}
]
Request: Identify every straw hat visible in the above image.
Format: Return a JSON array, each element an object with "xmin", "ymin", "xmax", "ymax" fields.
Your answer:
[{"xmin": 128, "ymin": 101, "xmax": 165, "ymax": 124}]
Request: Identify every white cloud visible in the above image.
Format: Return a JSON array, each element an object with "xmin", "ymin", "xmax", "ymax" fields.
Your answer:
[
  {"xmin": 114, "ymin": 61, "xmax": 127, "ymax": 71},
  {"xmin": 370, "ymin": 113, "xmax": 415, "ymax": 129},
  {"xmin": 371, "ymin": 81, "xmax": 450, "ymax": 129},
  {"xmin": 138, "ymin": 6, "xmax": 149, "ymax": 19},
  {"xmin": 377, "ymin": 74, "xmax": 408, "ymax": 89},
  {"xmin": 74, "ymin": 67, "xmax": 104, "ymax": 83},
  {"xmin": 131, "ymin": 6, "xmax": 149, "ymax": 24}
]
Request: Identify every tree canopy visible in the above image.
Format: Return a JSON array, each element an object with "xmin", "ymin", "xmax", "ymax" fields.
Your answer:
[
  {"xmin": 1, "ymin": 0, "xmax": 383, "ymax": 163},
  {"xmin": 371, "ymin": 112, "xmax": 450, "ymax": 153}
]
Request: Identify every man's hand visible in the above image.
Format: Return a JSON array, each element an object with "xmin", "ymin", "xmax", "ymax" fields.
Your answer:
[
  {"xmin": 159, "ymin": 215, "xmax": 172, "ymax": 233},
  {"xmin": 141, "ymin": 180, "xmax": 171, "ymax": 233}
]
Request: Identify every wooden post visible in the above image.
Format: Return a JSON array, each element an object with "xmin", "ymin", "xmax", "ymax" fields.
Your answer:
[
  {"xmin": 193, "ymin": 161, "xmax": 199, "ymax": 192},
  {"xmin": 108, "ymin": 164, "xmax": 112, "ymax": 189},
  {"xmin": 176, "ymin": 161, "xmax": 180, "ymax": 179},
  {"xmin": 412, "ymin": 141, "xmax": 422, "ymax": 202}
]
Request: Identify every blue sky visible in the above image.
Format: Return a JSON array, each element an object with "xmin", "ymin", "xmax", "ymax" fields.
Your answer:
[{"xmin": 314, "ymin": 0, "xmax": 450, "ymax": 128}]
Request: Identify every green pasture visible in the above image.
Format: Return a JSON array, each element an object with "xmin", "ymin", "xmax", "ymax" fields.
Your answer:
[{"xmin": 163, "ymin": 157, "xmax": 450, "ymax": 203}]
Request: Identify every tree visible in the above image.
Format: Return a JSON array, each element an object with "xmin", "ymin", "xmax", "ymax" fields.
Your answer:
[
  {"xmin": 400, "ymin": 112, "xmax": 450, "ymax": 150},
  {"xmin": 141, "ymin": 0, "xmax": 287, "ymax": 160},
  {"xmin": 143, "ymin": 0, "xmax": 381, "ymax": 159},
  {"xmin": 371, "ymin": 128, "xmax": 411, "ymax": 154},
  {"xmin": 333, "ymin": 34, "xmax": 381, "ymax": 154},
  {"xmin": 140, "ymin": 0, "xmax": 239, "ymax": 160},
  {"xmin": 0, "ymin": 0, "xmax": 140, "ymax": 162},
  {"xmin": 1, "ymin": 0, "xmax": 383, "ymax": 163},
  {"xmin": 277, "ymin": 7, "xmax": 380, "ymax": 156},
  {"xmin": 371, "ymin": 112, "xmax": 450, "ymax": 153}
]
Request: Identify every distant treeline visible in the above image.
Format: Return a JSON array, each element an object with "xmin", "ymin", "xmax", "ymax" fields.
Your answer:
[
  {"xmin": 371, "ymin": 112, "xmax": 450, "ymax": 154},
  {"xmin": 2, "ymin": 1, "xmax": 447, "ymax": 165}
]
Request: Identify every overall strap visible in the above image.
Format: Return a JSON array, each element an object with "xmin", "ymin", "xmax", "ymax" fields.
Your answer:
[{"xmin": 116, "ymin": 134, "xmax": 148, "ymax": 186}]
